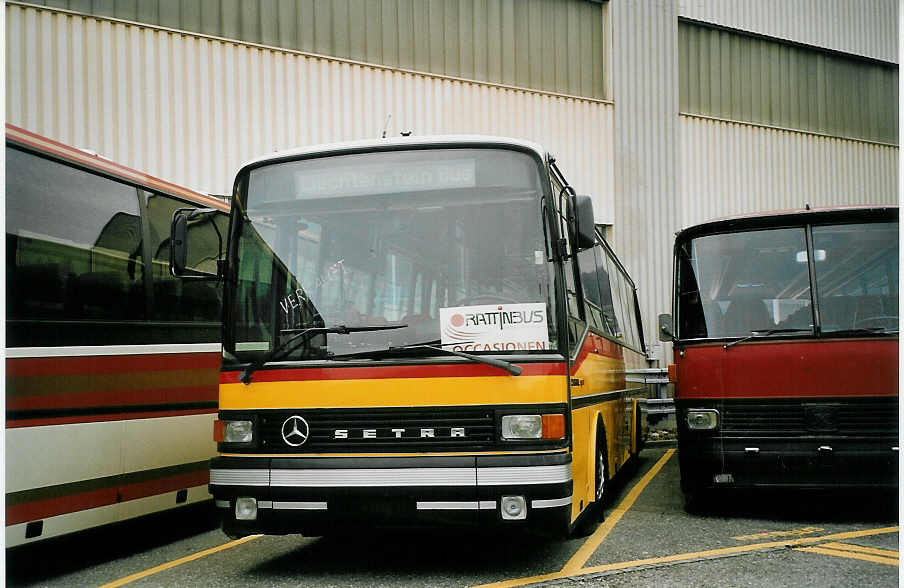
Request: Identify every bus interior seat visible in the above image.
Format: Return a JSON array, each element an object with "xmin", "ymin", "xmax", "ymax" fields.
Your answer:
[{"xmin": 721, "ymin": 294, "xmax": 772, "ymax": 336}]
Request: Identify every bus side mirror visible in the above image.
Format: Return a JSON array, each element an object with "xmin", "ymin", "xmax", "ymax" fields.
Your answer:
[
  {"xmin": 574, "ymin": 194, "xmax": 596, "ymax": 250},
  {"xmin": 170, "ymin": 208, "xmax": 223, "ymax": 279},
  {"xmin": 658, "ymin": 313, "xmax": 674, "ymax": 341}
]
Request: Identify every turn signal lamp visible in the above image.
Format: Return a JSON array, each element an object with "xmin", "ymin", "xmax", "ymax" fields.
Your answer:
[
  {"xmin": 541, "ymin": 414, "xmax": 566, "ymax": 439},
  {"xmin": 213, "ymin": 420, "xmax": 226, "ymax": 442}
]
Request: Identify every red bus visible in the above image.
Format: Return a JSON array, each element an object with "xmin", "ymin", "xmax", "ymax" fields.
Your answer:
[
  {"xmin": 5, "ymin": 125, "xmax": 229, "ymax": 546},
  {"xmin": 662, "ymin": 206, "xmax": 898, "ymax": 507}
]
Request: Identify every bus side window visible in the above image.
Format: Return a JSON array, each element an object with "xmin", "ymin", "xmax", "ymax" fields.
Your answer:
[
  {"xmin": 578, "ymin": 247, "xmax": 604, "ymax": 331},
  {"xmin": 6, "ymin": 146, "xmax": 145, "ymax": 346}
]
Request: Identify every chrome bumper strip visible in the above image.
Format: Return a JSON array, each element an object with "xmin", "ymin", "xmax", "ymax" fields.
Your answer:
[
  {"xmin": 416, "ymin": 501, "xmax": 498, "ymax": 511},
  {"xmin": 212, "ymin": 464, "xmax": 572, "ymax": 488},
  {"xmin": 531, "ymin": 496, "xmax": 572, "ymax": 509}
]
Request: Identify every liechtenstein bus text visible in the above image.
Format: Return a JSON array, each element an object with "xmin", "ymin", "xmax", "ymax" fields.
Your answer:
[
  {"xmin": 176, "ymin": 136, "xmax": 651, "ymax": 538},
  {"xmin": 664, "ymin": 207, "xmax": 898, "ymax": 505}
]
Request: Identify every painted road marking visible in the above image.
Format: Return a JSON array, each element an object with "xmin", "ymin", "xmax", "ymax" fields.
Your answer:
[
  {"xmin": 472, "ymin": 449, "xmax": 677, "ymax": 588},
  {"xmin": 796, "ymin": 542, "xmax": 899, "ymax": 567},
  {"xmin": 476, "ymin": 524, "xmax": 898, "ymax": 586},
  {"xmin": 562, "ymin": 448, "xmax": 676, "ymax": 573},
  {"xmin": 99, "ymin": 535, "xmax": 262, "ymax": 588},
  {"xmin": 733, "ymin": 527, "xmax": 824, "ymax": 542}
]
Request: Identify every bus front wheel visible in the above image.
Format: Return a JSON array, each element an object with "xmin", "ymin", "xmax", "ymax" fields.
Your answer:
[{"xmin": 592, "ymin": 422, "xmax": 609, "ymax": 521}]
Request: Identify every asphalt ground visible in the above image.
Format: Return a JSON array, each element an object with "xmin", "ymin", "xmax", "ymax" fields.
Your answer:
[{"xmin": 6, "ymin": 446, "xmax": 899, "ymax": 587}]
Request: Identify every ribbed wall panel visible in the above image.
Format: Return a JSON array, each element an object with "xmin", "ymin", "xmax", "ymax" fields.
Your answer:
[
  {"xmin": 679, "ymin": 21, "xmax": 899, "ymax": 144},
  {"xmin": 611, "ymin": 0, "xmax": 680, "ymax": 358},
  {"xmin": 5, "ymin": 4, "xmax": 615, "ymax": 220},
  {"xmin": 678, "ymin": 0, "xmax": 898, "ymax": 64},
  {"xmin": 25, "ymin": 0, "xmax": 609, "ymax": 100},
  {"xmin": 678, "ymin": 114, "xmax": 899, "ymax": 230}
]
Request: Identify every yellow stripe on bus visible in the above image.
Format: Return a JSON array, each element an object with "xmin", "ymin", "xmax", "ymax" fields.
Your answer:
[{"xmin": 220, "ymin": 375, "xmax": 567, "ymax": 410}]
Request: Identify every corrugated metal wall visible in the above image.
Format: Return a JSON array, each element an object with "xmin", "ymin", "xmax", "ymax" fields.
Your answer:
[
  {"xmin": 679, "ymin": 114, "xmax": 899, "ymax": 229},
  {"xmin": 26, "ymin": 0, "xmax": 609, "ymax": 100},
  {"xmin": 679, "ymin": 21, "xmax": 899, "ymax": 144},
  {"xmin": 610, "ymin": 0, "xmax": 680, "ymax": 362},
  {"xmin": 5, "ymin": 3, "xmax": 615, "ymax": 217},
  {"xmin": 678, "ymin": 0, "xmax": 899, "ymax": 64}
]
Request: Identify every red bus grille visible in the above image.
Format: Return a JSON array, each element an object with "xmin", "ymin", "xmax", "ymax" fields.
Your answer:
[{"xmin": 719, "ymin": 398, "xmax": 898, "ymax": 438}]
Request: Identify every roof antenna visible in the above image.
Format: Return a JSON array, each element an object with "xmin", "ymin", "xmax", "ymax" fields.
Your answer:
[
  {"xmin": 805, "ymin": 202, "xmax": 811, "ymax": 210},
  {"xmin": 381, "ymin": 114, "xmax": 392, "ymax": 139}
]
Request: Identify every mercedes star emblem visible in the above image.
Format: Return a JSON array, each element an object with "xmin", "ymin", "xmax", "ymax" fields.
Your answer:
[{"xmin": 281, "ymin": 415, "xmax": 310, "ymax": 447}]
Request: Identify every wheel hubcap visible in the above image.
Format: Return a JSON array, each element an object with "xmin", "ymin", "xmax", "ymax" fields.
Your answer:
[{"xmin": 595, "ymin": 448, "xmax": 605, "ymax": 501}]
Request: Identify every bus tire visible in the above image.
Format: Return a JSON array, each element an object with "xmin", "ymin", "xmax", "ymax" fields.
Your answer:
[{"xmin": 592, "ymin": 420, "xmax": 610, "ymax": 520}]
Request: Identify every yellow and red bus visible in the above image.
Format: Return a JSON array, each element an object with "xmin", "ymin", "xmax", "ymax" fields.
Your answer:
[
  {"xmin": 663, "ymin": 206, "xmax": 898, "ymax": 508},
  {"xmin": 173, "ymin": 136, "xmax": 650, "ymax": 538},
  {"xmin": 5, "ymin": 125, "xmax": 229, "ymax": 546}
]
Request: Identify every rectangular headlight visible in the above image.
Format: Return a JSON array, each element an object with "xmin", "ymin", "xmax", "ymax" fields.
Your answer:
[
  {"xmin": 686, "ymin": 409, "xmax": 719, "ymax": 431},
  {"xmin": 224, "ymin": 420, "xmax": 254, "ymax": 443},
  {"xmin": 502, "ymin": 415, "xmax": 542, "ymax": 439}
]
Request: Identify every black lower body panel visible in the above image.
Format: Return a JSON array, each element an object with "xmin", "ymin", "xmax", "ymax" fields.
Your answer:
[{"xmin": 210, "ymin": 453, "xmax": 573, "ymax": 537}]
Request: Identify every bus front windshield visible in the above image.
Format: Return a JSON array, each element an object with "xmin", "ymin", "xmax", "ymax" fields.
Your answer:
[
  {"xmin": 676, "ymin": 220, "xmax": 899, "ymax": 340},
  {"xmin": 227, "ymin": 147, "xmax": 559, "ymax": 363}
]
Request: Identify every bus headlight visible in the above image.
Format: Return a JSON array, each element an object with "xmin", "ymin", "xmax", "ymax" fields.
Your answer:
[
  {"xmin": 502, "ymin": 415, "xmax": 542, "ymax": 439},
  {"xmin": 501, "ymin": 414, "xmax": 565, "ymax": 440},
  {"xmin": 214, "ymin": 420, "xmax": 254, "ymax": 443},
  {"xmin": 686, "ymin": 409, "xmax": 719, "ymax": 431}
]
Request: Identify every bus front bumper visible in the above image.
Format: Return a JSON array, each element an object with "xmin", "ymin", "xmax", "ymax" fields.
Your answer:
[
  {"xmin": 678, "ymin": 439, "xmax": 899, "ymax": 493},
  {"xmin": 210, "ymin": 453, "xmax": 573, "ymax": 537}
]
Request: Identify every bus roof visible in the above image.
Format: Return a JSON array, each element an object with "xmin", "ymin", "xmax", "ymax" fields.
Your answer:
[
  {"xmin": 676, "ymin": 205, "xmax": 899, "ymax": 243},
  {"xmin": 235, "ymin": 134, "xmax": 549, "ymax": 177},
  {"xmin": 6, "ymin": 124, "xmax": 230, "ymax": 212}
]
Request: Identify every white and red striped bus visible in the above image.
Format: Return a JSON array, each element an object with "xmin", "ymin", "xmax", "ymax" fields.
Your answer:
[{"xmin": 5, "ymin": 125, "xmax": 229, "ymax": 546}]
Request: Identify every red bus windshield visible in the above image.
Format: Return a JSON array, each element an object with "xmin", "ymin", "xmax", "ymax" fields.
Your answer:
[{"xmin": 675, "ymin": 219, "xmax": 898, "ymax": 341}]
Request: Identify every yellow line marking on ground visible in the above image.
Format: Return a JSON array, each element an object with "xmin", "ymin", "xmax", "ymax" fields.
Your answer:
[
  {"xmin": 576, "ymin": 527, "xmax": 899, "ymax": 576},
  {"xmin": 733, "ymin": 526, "xmax": 824, "ymax": 542},
  {"xmin": 797, "ymin": 545, "xmax": 899, "ymax": 567},
  {"xmin": 99, "ymin": 535, "xmax": 262, "ymax": 588},
  {"xmin": 818, "ymin": 542, "xmax": 899, "ymax": 558},
  {"xmin": 474, "ymin": 526, "xmax": 899, "ymax": 587},
  {"xmin": 562, "ymin": 448, "xmax": 676, "ymax": 573},
  {"xmin": 472, "ymin": 449, "xmax": 675, "ymax": 588}
]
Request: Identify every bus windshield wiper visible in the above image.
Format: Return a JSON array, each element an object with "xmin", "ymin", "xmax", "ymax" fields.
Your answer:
[
  {"xmin": 823, "ymin": 327, "xmax": 898, "ymax": 337},
  {"xmin": 239, "ymin": 324, "xmax": 407, "ymax": 384},
  {"xmin": 331, "ymin": 340, "xmax": 522, "ymax": 376},
  {"xmin": 723, "ymin": 328, "xmax": 812, "ymax": 350}
]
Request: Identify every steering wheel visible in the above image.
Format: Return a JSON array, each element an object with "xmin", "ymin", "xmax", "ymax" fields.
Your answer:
[{"xmin": 852, "ymin": 315, "xmax": 899, "ymax": 329}]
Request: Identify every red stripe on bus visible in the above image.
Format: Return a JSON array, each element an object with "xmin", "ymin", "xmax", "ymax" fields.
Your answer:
[
  {"xmin": 6, "ymin": 352, "xmax": 221, "ymax": 377},
  {"xmin": 7, "ymin": 386, "xmax": 218, "ymax": 411},
  {"xmin": 220, "ymin": 361, "xmax": 567, "ymax": 384},
  {"xmin": 6, "ymin": 407, "xmax": 218, "ymax": 429},
  {"xmin": 675, "ymin": 339, "xmax": 898, "ymax": 399},
  {"xmin": 570, "ymin": 333, "xmax": 624, "ymax": 375},
  {"xmin": 6, "ymin": 470, "xmax": 210, "ymax": 526}
]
